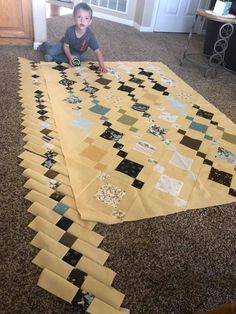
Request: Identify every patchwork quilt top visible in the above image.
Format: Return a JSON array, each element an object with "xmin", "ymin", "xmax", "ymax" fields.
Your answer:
[{"xmin": 20, "ymin": 58, "xmax": 236, "ymax": 224}]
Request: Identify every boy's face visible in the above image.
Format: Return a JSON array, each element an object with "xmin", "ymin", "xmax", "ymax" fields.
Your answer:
[{"xmin": 74, "ymin": 9, "xmax": 92, "ymax": 31}]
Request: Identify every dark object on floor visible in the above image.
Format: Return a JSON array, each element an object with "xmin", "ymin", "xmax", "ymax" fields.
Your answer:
[
  {"xmin": 203, "ymin": 20, "xmax": 236, "ymax": 72},
  {"xmin": 195, "ymin": 303, "xmax": 236, "ymax": 314}
]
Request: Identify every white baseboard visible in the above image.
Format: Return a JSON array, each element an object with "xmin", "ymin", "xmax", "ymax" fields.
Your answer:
[
  {"xmin": 93, "ymin": 11, "xmax": 133, "ymax": 27},
  {"xmin": 33, "ymin": 42, "xmax": 43, "ymax": 50},
  {"xmin": 133, "ymin": 22, "xmax": 153, "ymax": 32}
]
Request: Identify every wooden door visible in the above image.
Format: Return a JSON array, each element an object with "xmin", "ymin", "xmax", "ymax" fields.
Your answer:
[{"xmin": 0, "ymin": 0, "xmax": 33, "ymax": 45}]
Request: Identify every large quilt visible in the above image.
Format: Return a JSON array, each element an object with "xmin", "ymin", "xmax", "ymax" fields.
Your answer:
[
  {"xmin": 18, "ymin": 57, "xmax": 235, "ymax": 309},
  {"xmin": 20, "ymin": 58, "xmax": 235, "ymax": 224}
]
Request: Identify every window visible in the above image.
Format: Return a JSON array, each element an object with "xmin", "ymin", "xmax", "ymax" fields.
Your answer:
[{"xmin": 81, "ymin": 0, "xmax": 128, "ymax": 13}]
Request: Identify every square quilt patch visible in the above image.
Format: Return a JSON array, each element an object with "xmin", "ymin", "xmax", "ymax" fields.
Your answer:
[{"xmin": 155, "ymin": 174, "xmax": 183, "ymax": 197}]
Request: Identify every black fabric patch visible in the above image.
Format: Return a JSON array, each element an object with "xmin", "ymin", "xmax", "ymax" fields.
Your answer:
[
  {"xmin": 35, "ymin": 98, "xmax": 45, "ymax": 103},
  {"xmin": 229, "ymin": 188, "xmax": 236, "ymax": 197},
  {"xmin": 102, "ymin": 121, "xmax": 112, "ymax": 127},
  {"xmin": 113, "ymin": 142, "xmax": 124, "ymax": 150},
  {"xmin": 131, "ymin": 103, "xmax": 149, "ymax": 112},
  {"xmin": 196, "ymin": 151, "xmax": 207, "ymax": 159},
  {"xmin": 42, "ymin": 134, "xmax": 53, "ymax": 142},
  {"xmin": 38, "ymin": 115, "xmax": 49, "ymax": 121},
  {"xmin": 96, "ymin": 77, "xmax": 112, "ymax": 85},
  {"xmin": 143, "ymin": 112, "xmax": 151, "ymax": 118},
  {"xmin": 52, "ymin": 65, "xmax": 68, "ymax": 71},
  {"xmin": 44, "ymin": 151, "xmax": 57, "ymax": 159},
  {"xmin": 129, "ymin": 77, "xmax": 144, "ymax": 84},
  {"xmin": 36, "ymin": 104, "xmax": 46, "ymax": 110},
  {"xmin": 132, "ymin": 179, "xmax": 144, "ymax": 189},
  {"xmin": 37, "ymin": 109, "xmax": 48, "ymax": 115},
  {"xmin": 210, "ymin": 120, "xmax": 218, "ymax": 125},
  {"xmin": 66, "ymin": 86, "xmax": 74, "ymax": 91},
  {"xmin": 35, "ymin": 94, "xmax": 44, "ymax": 99},
  {"xmin": 115, "ymin": 158, "xmax": 144, "ymax": 178},
  {"xmin": 56, "ymin": 216, "xmax": 73, "ymax": 231},
  {"xmin": 138, "ymin": 69, "xmax": 153, "ymax": 77},
  {"xmin": 180, "ymin": 135, "xmax": 202, "ymax": 151},
  {"xmin": 196, "ymin": 109, "xmax": 214, "ymax": 120},
  {"xmin": 208, "ymin": 167, "xmax": 233, "ymax": 187},
  {"xmin": 59, "ymin": 78, "xmax": 76, "ymax": 86},
  {"xmin": 81, "ymin": 85, "xmax": 98, "ymax": 95},
  {"xmin": 34, "ymin": 90, "xmax": 43, "ymax": 95},
  {"xmin": 89, "ymin": 64, "xmax": 100, "ymax": 72},
  {"xmin": 178, "ymin": 129, "xmax": 186, "ymax": 135},
  {"xmin": 118, "ymin": 84, "xmax": 135, "ymax": 94},
  {"xmin": 67, "ymin": 269, "xmax": 87, "ymax": 288},
  {"xmin": 62, "ymin": 248, "xmax": 82, "ymax": 266},
  {"xmin": 100, "ymin": 127, "xmax": 123, "ymax": 141},
  {"xmin": 192, "ymin": 104, "xmax": 200, "ymax": 109},
  {"xmin": 152, "ymin": 83, "xmax": 167, "ymax": 92},
  {"xmin": 117, "ymin": 150, "xmax": 128, "ymax": 158},
  {"xmin": 50, "ymin": 191, "xmax": 65, "ymax": 202},
  {"xmin": 203, "ymin": 159, "xmax": 213, "ymax": 166}
]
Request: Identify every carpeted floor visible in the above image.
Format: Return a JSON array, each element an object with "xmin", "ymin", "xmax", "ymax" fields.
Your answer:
[{"xmin": 0, "ymin": 14, "xmax": 235, "ymax": 314}]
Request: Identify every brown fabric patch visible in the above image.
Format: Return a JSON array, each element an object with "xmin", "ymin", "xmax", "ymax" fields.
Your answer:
[
  {"xmin": 80, "ymin": 145, "xmax": 106, "ymax": 162},
  {"xmin": 59, "ymin": 232, "xmax": 77, "ymax": 247},
  {"xmin": 180, "ymin": 135, "xmax": 202, "ymax": 151},
  {"xmin": 44, "ymin": 169, "xmax": 58, "ymax": 179}
]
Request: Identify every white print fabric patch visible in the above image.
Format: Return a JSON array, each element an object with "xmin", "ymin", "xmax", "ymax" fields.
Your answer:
[
  {"xmin": 134, "ymin": 140, "xmax": 155, "ymax": 156},
  {"xmin": 95, "ymin": 183, "xmax": 125, "ymax": 208},
  {"xmin": 158, "ymin": 111, "xmax": 178, "ymax": 123},
  {"xmin": 43, "ymin": 142, "xmax": 55, "ymax": 150},
  {"xmin": 170, "ymin": 151, "xmax": 193, "ymax": 171},
  {"xmin": 155, "ymin": 174, "xmax": 183, "ymax": 197},
  {"xmin": 153, "ymin": 164, "xmax": 165, "ymax": 174},
  {"xmin": 175, "ymin": 198, "xmax": 187, "ymax": 208}
]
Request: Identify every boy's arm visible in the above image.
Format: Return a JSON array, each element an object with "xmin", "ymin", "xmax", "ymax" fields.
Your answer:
[
  {"xmin": 63, "ymin": 43, "xmax": 76, "ymax": 67},
  {"xmin": 94, "ymin": 48, "xmax": 107, "ymax": 73}
]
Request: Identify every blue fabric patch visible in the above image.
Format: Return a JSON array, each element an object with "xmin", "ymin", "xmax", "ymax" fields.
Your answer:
[
  {"xmin": 204, "ymin": 134, "xmax": 213, "ymax": 140},
  {"xmin": 72, "ymin": 112, "xmax": 93, "ymax": 136},
  {"xmin": 53, "ymin": 203, "xmax": 69, "ymax": 215},
  {"xmin": 168, "ymin": 96, "xmax": 185, "ymax": 110},
  {"xmin": 189, "ymin": 121, "xmax": 208, "ymax": 134},
  {"xmin": 89, "ymin": 104, "xmax": 110, "ymax": 115}
]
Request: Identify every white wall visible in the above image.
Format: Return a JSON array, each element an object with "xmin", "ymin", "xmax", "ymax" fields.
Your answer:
[
  {"xmin": 32, "ymin": 0, "xmax": 47, "ymax": 49},
  {"xmin": 134, "ymin": 0, "xmax": 159, "ymax": 32}
]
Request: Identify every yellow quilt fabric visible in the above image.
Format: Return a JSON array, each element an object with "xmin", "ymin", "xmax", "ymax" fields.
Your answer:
[{"xmin": 22, "ymin": 59, "xmax": 236, "ymax": 224}]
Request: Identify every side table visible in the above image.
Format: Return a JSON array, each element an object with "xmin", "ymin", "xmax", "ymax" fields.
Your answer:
[{"xmin": 179, "ymin": 9, "xmax": 236, "ymax": 77}]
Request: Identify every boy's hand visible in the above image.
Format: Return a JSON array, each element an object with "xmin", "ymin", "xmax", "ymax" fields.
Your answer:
[
  {"xmin": 94, "ymin": 49, "xmax": 107, "ymax": 73},
  {"xmin": 69, "ymin": 55, "xmax": 77, "ymax": 67},
  {"xmin": 99, "ymin": 65, "xmax": 107, "ymax": 73}
]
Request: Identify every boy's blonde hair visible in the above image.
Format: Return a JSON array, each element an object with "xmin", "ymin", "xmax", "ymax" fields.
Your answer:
[{"xmin": 73, "ymin": 2, "xmax": 93, "ymax": 18}]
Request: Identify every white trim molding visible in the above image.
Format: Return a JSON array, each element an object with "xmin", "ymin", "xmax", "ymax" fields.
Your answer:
[
  {"xmin": 32, "ymin": 0, "xmax": 47, "ymax": 50},
  {"xmin": 93, "ymin": 11, "xmax": 133, "ymax": 26},
  {"xmin": 133, "ymin": 22, "xmax": 154, "ymax": 32}
]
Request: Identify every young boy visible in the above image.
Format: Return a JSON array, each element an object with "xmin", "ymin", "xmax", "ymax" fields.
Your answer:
[{"xmin": 40, "ymin": 3, "xmax": 107, "ymax": 72}]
